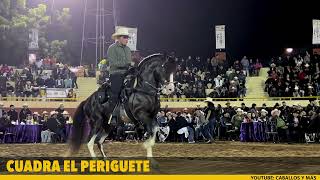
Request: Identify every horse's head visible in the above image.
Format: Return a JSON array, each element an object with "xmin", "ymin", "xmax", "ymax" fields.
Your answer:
[
  {"xmin": 138, "ymin": 54, "xmax": 177, "ymax": 95},
  {"xmin": 159, "ymin": 54, "xmax": 177, "ymax": 95}
]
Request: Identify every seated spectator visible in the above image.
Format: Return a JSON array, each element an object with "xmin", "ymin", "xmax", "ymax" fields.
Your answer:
[
  {"xmin": 55, "ymin": 76, "xmax": 64, "ymax": 88},
  {"xmin": 6, "ymin": 83, "xmax": 14, "ymax": 97},
  {"xmin": 46, "ymin": 111, "xmax": 66, "ymax": 143},
  {"xmin": 64, "ymin": 77, "xmax": 73, "ymax": 88},
  {"xmin": 25, "ymin": 114, "xmax": 34, "ymax": 125},
  {"xmin": 174, "ymin": 112, "xmax": 195, "ymax": 143},
  {"xmin": 39, "ymin": 111, "xmax": 49, "ymax": 125},
  {"xmin": 157, "ymin": 111, "xmax": 167, "ymax": 127},
  {"xmin": 24, "ymin": 81, "xmax": 33, "ymax": 97},
  {"xmin": 41, "ymin": 111, "xmax": 56, "ymax": 143},
  {"xmin": 258, "ymin": 109, "xmax": 269, "ymax": 122},
  {"xmin": 45, "ymin": 76, "xmax": 55, "ymax": 88},
  {"xmin": 32, "ymin": 112, "xmax": 41, "ymax": 124}
]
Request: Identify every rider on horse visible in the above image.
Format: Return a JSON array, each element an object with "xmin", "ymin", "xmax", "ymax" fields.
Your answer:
[{"xmin": 105, "ymin": 27, "xmax": 132, "ymax": 125}]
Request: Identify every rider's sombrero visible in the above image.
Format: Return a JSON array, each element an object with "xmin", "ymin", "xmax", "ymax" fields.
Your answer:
[{"xmin": 112, "ymin": 27, "xmax": 130, "ymax": 40}]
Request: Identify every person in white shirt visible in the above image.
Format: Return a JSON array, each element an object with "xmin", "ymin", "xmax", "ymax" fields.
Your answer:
[{"xmin": 214, "ymin": 75, "xmax": 224, "ymax": 88}]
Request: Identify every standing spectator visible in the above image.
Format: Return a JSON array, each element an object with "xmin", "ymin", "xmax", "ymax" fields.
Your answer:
[
  {"xmin": 254, "ymin": 59, "xmax": 263, "ymax": 76},
  {"xmin": 71, "ymin": 72, "xmax": 78, "ymax": 89},
  {"xmin": 203, "ymin": 99, "xmax": 216, "ymax": 141},
  {"xmin": 194, "ymin": 109, "xmax": 213, "ymax": 143},
  {"xmin": 55, "ymin": 103, "xmax": 65, "ymax": 119},
  {"xmin": 0, "ymin": 102, "xmax": 5, "ymax": 118},
  {"xmin": 241, "ymin": 56, "xmax": 250, "ymax": 76},
  {"xmin": 7, "ymin": 105, "xmax": 18, "ymax": 122},
  {"xmin": 241, "ymin": 103, "xmax": 249, "ymax": 112},
  {"xmin": 231, "ymin": 108, "xmax": 244, "ymax": 132}
]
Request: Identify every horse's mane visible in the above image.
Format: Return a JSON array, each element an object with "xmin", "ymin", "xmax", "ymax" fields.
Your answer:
[{"xmin": 138, "ymin": 53, "xmax": 163, "ymax": 70}]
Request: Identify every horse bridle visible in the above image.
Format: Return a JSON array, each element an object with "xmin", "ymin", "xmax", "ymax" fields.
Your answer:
[{"xmin": 134, "ymin": 54, "xmax": 175, "ymax": 97}]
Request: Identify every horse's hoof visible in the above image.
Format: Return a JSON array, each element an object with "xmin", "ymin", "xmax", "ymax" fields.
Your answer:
[{"xmin": 149, "ymin": 158, "xmax": 160, "ymax": 172}]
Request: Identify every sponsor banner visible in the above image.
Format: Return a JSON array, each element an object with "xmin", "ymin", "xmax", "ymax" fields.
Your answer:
[
  {"xmin": 115, "ymin": 26, "xmax": 138, "ymax": 51},
  {"xmin": 46, "ymin": 88, "xmax": 69, "ymax": 98},
  {"xmin": 28, "ymin": 28, "xmax": 39, "ymax": 50},
  {"xmin": 28, "ymin": 54, "xmax": 36, "ymax": 64},
  {"xmin": 215, "ymin": 25, "xmax": 226, "ymax": 49},
  {"xmin": 313, "ymin": 19, "xmax": 320, "ymax": 45}
]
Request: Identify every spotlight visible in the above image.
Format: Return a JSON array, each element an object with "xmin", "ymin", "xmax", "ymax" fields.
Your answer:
[{"xmin": 286, "ymin": 48, "xmax": 293, "ymax": 54}]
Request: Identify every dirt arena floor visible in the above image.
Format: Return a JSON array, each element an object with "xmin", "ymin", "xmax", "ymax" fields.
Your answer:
[{"xmin": 1, "ymin": 141, "xmax": 320, "ymax": 174}]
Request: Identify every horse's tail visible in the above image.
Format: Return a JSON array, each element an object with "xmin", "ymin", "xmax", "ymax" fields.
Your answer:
[{"xmin": 68, "ymin": 100, "xmax": 87, "ymax": 155}]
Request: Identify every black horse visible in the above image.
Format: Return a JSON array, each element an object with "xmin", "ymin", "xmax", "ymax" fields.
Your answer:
[{"xmin": 68, "ymin": 54, "xmax": 176, "ymax": 157}]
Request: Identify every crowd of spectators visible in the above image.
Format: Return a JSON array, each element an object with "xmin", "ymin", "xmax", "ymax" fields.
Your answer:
[
  {"xmin": 0, "ymin": 60, "xmax": 78, "ymax": 100},
  {"xmin": 167, "ymin": 55, "xmax": 263, "ymax": 99},
  {"xmin": 152, "ymin": 100, "xmax": 319, "ymax": 144},
  {"xmin": 0, "ymin": 102, "xmax": 72, "ymax": 143},
  {"xmin": 265, "ymin": 52, "xmax": 320, "ymax": 97},
  {"xmin": 162, "ymin": 56, "xmax": 258, "ymax": 99},
  {"xmin": 1, "ymin": 100, "xmax": 320, "ymax": 144}
]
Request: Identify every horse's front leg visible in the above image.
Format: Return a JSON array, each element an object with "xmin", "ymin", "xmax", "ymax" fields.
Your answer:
[{"xmin": 142, "ymin": 120, "xmax": 158, "ymax": 158}]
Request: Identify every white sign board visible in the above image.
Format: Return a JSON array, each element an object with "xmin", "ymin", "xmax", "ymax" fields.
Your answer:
[
  {"xmin": 115, "ymin": 26, "xmax": 138, "ymax": 51},
  {"xmin": 46, "ymin": 88, "xmax": 68, "ymax": 98},
  {"xmin": 313, "ymin": 19, "xmax": 320, "ymax": 45},
  {"xmin": 28, "ymin": 54, "xmax": 36, "ymax": 64},
  {"xmin": 29, "ymin": 28, "xmax": 39, "ymax": 50},
  {"xmin": 215, "ymin": 25, "xmax": 226, "ymax": 49}
]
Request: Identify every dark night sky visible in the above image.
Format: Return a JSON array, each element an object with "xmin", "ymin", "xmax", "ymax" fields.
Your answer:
[{"xmin": 30, "ymin": 0, "xmax": 320, "ymax": 64}]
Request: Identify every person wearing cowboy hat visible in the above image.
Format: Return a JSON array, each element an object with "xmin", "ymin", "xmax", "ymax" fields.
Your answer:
[
  {"xmin": 106, "ymin": 27, "xmax": 132, "ymax": 125},
  {"xmin": 258, "ymin": 109, "xmax": 269, "ymax": 122},
  {"xmin": 47, "ymin": 111, "xmax": 66, "ymax": 143},
  {"xmin": 231, "ymin": 108, "xmax": 244, "ymax": 131},
  {"xmin": 32, "ymin": 112, "xmax": 40, "ymax": 124},
  {"xmin": 19, "ymin": 103, "xmax": 32, "ymax": 123},
  {"xmin": 61, "ymin": 111, "xmax": 72, "ymax": 124},
  {"xmin": 203, "ymin": 98, "xmax": 216, "ymax": 143},
  {"xmin": 39, "ymin": 111, "xmax": 49, "ymax": 125}
]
